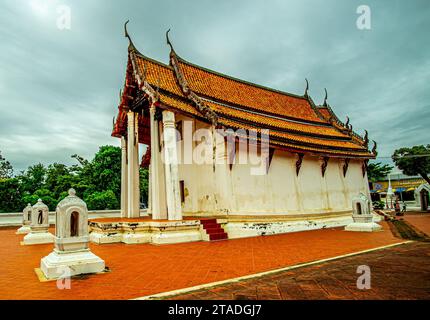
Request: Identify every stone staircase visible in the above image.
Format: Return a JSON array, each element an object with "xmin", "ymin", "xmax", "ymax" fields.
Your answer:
[{"xmin": 200, "ymin": 219, "xmax": 228, "ymax": 241}]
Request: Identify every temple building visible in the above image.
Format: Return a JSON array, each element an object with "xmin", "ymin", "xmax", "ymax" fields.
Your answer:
[{"xmin": 109, "ymin": 23, "xmax": 376, "ymax": 240}]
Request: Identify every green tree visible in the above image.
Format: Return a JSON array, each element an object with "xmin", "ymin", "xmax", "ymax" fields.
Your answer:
[
  {"xmin": 392, "ymin": 145, "xmax": 430, "ymax": 185},
  {"xmin": 0, "ymin": 178, "xmax": 22, "ymax": 213},
  {"xmin": 0, "ymin": 151, "xmax": 13, "ymax": 179},
  {"xmin": 140, "ymin": 168, "xmax": 149, "ymax": 205},
  {"xmin": 71, "ymin": 146, "xmax": 122, "ymax": 202},
  {"xmin": 84, "ymin": 190, "xmax": 119, "ymax": 210},
  {"xmin": 0, "ymin": 145, "xmax": 150, "ymax": 212},
  {"xmin": 367, "ymin": 162, "xmax": 393, "ymax": 182},
  {"xmin": 18, "ymin": 163, "xmax": 47, "ymax": 195},
  {"xmin": 45, "ymin": 163, "xmax": 76, "ymax": 200}
]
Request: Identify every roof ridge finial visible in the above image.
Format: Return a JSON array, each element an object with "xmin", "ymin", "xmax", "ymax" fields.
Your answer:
[
  {"xmin": 363, "ymin": 129, "xmax": 369, "ymax": 146},
  {"xmin": 166, "ymin": 28, "xmax": 175, "ymax": 53},
  {"xmin": 304, "ymin": 78, "xmax": 309, "ymax": 97},
  {"xmin": 124, "ymin": 20, "xmax": 138, "ymax": 52},
  {"xmin": 323, "ymin": 88, "xmax": 328, "ymax": 106},
  {"xmin": 371, "ymin": 140, "xmax": 378, "ymax": 156}
]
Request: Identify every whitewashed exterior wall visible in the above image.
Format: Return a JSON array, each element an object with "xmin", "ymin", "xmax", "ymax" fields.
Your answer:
[{"xmin": 173, "ymin": 115, "xmax": 370, "ymax": 217}]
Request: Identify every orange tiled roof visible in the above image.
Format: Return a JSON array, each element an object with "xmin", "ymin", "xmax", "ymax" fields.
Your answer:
[
  {"xmin": 318, "ymin": 107, "xmax": 332, "ymax": 121},
  {"xmin": 217, "ymin": 117, "xmax": 368, "ymax": 154},
  {"xmin": 177, "ymin": 58, "xmax": 326, "ymax": 124},
  {"xmin": 204, "ymin": 99, "xmax": 346, "ymax": 138},
  {"xmin": 134, "ymin": 54, "xmax": 184, "ymax": 97},
  {"xmin": 113, "ymin": 47, "xmax": 373, "ymax": 158}
]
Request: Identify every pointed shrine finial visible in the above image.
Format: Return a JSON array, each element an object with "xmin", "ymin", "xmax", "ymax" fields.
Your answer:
[
  {"xmin": 166, "ymin": 28, "xmax": 175, "ymax": 52},
  {"xmin": 345, "ymin": 116, "xmax": 350, "ymax": 128},
  {"xmin": 304, "ymin": 78, "xmax": 309, "ymax": 97},
  {"xmin": 124, "ymin": 20, "xmax": 137, "ymax": 52},
  {"xmin": 323, "ymin": 88, "xmax": 328, "ymax": 106}
]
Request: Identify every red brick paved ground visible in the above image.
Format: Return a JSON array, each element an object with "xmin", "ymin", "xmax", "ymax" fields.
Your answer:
[
  {"xmin": 0, "ymin": 222, "xmax": 402, "ymax": 300},
  {"xmin": 167, "ymin": 242, "xmax": 430, "ymax": 300},
  {"xmin": 403, "ymin": 213, "xmax": 430, "ymax": 236}
]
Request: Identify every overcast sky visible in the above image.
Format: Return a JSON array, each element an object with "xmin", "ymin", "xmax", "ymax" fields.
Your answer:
[{"xmin": 0, "ymin": 0, "xmax": 429, "ymax": 172}]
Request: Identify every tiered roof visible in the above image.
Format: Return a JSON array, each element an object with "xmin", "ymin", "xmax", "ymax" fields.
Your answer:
[{"xmin": 112, "ymin": 27, "xmax": 375, "ymax": 159}]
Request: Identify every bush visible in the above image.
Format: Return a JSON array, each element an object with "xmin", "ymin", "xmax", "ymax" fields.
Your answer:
[
  {"xmin": 372, "ymin": 200, "xmax": 385, "ymax": 210},
  {"xmin": 84, "ymin": 190, "xmax": 119, "ymax": 210}
]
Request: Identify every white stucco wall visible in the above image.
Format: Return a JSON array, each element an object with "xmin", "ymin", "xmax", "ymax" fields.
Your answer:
[{"xmin": 170, "ymin": 115, "xmax": 370, "ymax": 217}]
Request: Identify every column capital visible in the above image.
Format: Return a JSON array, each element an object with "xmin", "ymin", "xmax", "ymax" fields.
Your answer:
[{"xmin": 162, "ymin": 110, "xmax": 175, "ymax": 128}]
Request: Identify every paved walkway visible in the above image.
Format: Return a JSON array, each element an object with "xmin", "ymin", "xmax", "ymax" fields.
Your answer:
[
  {"xmin": 0, "ymin": 222, "xmax": 401, "ymax": 300},
  {"xmin": 166, "ymin": 242, "xmax": 430, "ymax": 300},
  {"xmin": 403, "ymin": 213, "xmax": 430, "ymax": 236}
]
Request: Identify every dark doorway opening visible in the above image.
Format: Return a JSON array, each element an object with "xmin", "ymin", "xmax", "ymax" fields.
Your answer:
[
  {"xmin": 420, "ymin": 190, "xmax": 429, "ymax": 211},
  {"xmin": 356, "ymin": 203, "xmax": 362, "ymax": 215},
  {"xmin": 70, "ymin": 211, "xmax": 79, "ymax": 237}
]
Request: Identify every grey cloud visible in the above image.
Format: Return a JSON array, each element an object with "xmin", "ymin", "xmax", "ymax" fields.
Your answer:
[{"xmin": 0, "ymin": 0, "xmax": 429, "ymax": 172}]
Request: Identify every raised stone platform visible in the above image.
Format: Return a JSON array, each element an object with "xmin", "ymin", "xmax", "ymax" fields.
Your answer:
[
  {"xmin": 88, "ymin": 211, "xmax": 374, "ymax": 245},
  {"xmin": 220, "ymin": 211, "xmax": 356, "ymax": 239},
  {"xmin": 89, "ymin": 218, "xmax": 204, "ymax": 245}
]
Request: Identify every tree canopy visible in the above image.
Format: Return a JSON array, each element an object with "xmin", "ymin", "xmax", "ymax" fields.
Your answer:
[
  {"xmin": 0, "ymin": 152, "xmax": 13, "ymax": 179},
  {"xmin": 0, "ymin": 146, "xmax": 148, "ymax": 213},
  {"xmin": 367, "ymin": 162, "xmax": 393, "ymax": 182},
  {"xmin": 392, "ymin": 145, "xmax": 430, "ymax": 185}
]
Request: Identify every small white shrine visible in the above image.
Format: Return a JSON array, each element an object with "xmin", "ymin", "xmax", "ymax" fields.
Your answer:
[
  {"xmin": 16, "ymin": 203, "xmax": 32, "ymax": 234},
  {"xmin": 41, "ymin": 189, "xmax": 105, "ymax": 279},
  {"xmin": 345, "ymin": 193, "xmax": 381, "ymax": 232},
  {"xmin": 23, "ymin": 199, "xmax": 54, "ymax": 245}
]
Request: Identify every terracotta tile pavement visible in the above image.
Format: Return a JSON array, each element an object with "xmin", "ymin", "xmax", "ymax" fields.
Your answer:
[
  {"xmin": 0, "ymin": 222, "xmax": 402, "ymax": 300},
  {"xmin": 167, "ymin": 242, "xmax": 430, "ymax": 300},
  {"xmin": 403, "ymin": 213, "xmax": 430, "ymax": 236}
]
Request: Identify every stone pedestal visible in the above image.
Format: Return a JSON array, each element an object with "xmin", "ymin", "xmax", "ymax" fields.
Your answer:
[
  {"xmin": 17, "ymin": 203, "xmax": 32, "ymax": 234},
  {"xmin": 24, "ymin": 231, "xmax": 55, "ymax": 245},
  {"xmin": 41, "ymin": 250, "xmax": 105, "ymax": 279},
  {"xmin": 17, "ymin": 225, "xmax": 31, "ymax": 235},
  {"xmin": 40, "ymin": 189, "xmax": 105, "ymax": 279},
  {"xmin": 23, "ymin": 199, "xmax": 54, "ymax": 245},
  {"xmin": 345, "ymin": 193, "xmax": 381, "ymax": 232}
]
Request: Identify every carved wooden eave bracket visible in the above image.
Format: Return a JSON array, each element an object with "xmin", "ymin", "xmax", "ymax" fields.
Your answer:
[
  {"xmin": 341, "ymin": 158, "xmax": 350, "ymax": 177},
  {"xmin": 266, "ymin": 147, "xmax": 275, "ymax": 174},
  {"xmin": 166, "ymin": 29, "xmax": 219, "ymax": 126},
  {"xmin": 319, "ymin": 156, "xmax": 329, "ymax": 177},
  {"xmin": 362, "ymin": 159, "xmax": 369, "ymax": 177},
  {"xmin": 295, "ymin": 153, "xmax": 305, "ymax": 176}
]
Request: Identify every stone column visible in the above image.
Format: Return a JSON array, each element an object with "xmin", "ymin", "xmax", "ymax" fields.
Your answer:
[
  {"xmin": 120, "ymin": 136, "xmax": 128, "ymax": 218},
  {"xmin": 127, "ymin": 111, "xmax": 140, "ymax": 218},
  {"xmin": 162, "ymin": 110, "xmax": 182, "ymax": 220},
  {"xmin": 214, "ymin": 129, "xmax": 232, "ymax": 212},
  {"xmin": 147, "ymin": 157, "xmax": 152, "ymax": 215},
  {"xmin": 150, "ymin": 105, "xmax": 165, "ymax": 219}
]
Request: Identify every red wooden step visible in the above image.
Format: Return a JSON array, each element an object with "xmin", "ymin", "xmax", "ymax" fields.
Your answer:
[
  {"xmin": 200, "ymin": 219, "xmax": 228, "ymax": 241},
  {"xmin": 209, "ymin": 232, "xmax": 228, "ymax": 241}
]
